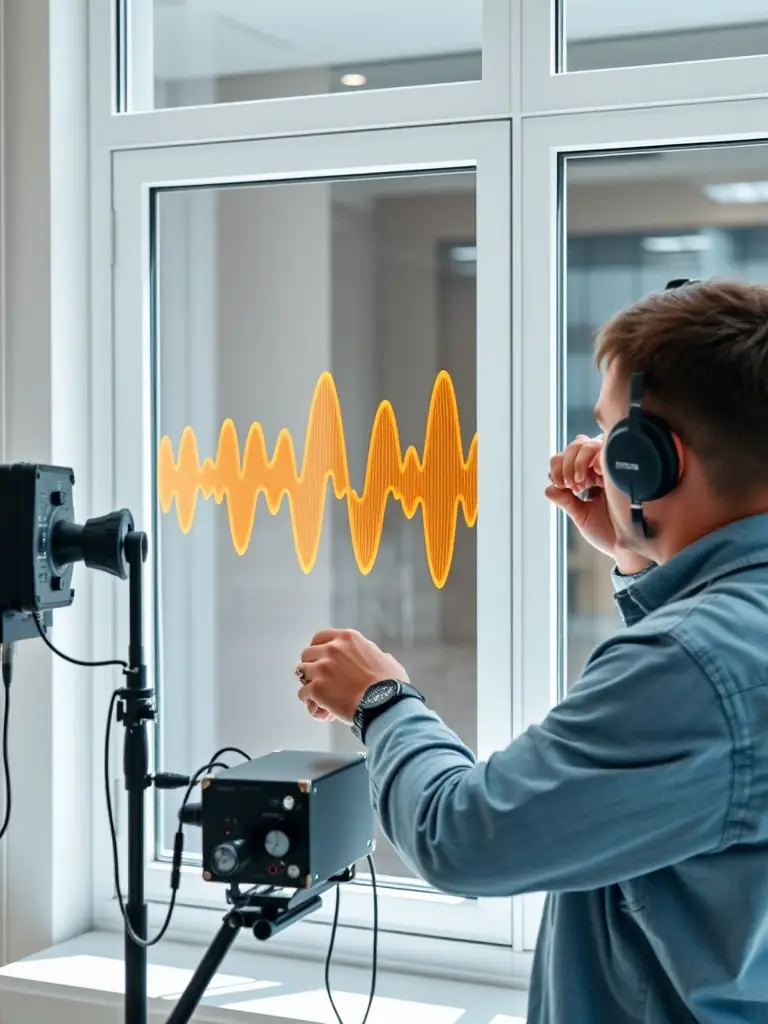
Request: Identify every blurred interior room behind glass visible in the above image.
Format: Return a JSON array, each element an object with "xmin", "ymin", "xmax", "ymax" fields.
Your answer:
[{"xmin": 564, "ymin": 144, "xmax": 768, "ymax": 683}]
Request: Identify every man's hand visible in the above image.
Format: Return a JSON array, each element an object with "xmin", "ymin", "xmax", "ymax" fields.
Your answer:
[
  {"xmin": 546, "ymin": 434, "xmax": 651, "ymax": 574},
  {"xmin": 296, "ymin": 629, "xmax": 409, "ymax": 725},
  {"xmin": 546, "ymin": 434, "xmax": 617, "ymax": 553}
]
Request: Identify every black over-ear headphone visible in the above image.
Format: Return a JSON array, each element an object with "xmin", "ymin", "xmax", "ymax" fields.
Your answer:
[{"xmin": 602, "ymin": 279, "xmax": 696, "ymax": 534}]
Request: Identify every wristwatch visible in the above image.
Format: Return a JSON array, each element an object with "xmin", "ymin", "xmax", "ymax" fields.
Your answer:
[{"xmin": 352, "ymin": 680, "xmax": 425, "ymax": 743}]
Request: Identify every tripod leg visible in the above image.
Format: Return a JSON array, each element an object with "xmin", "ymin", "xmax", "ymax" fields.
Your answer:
[
  {"xmin": 165, "ymin": 914, "xmax": 242, "ymax": 1024},
  {"xmin": 124, "ymin": 715, "xmax": 148, "ymax": 1024},
  {"xmin": 124, "ymin": 533, "xmax": 151, "ymax": 1024}
]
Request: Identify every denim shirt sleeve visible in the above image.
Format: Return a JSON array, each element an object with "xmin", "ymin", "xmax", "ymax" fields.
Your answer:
[
  {"xmin": 364, "ymin": 629, "xmax": 733, "ymax": 897},
  {"xmin": 611, "ymin": 562, "xmax": 657, "ymax": 593},
  {"xmin": 611, "ymin": 562, "xmax": 657, "ymax": 627}
]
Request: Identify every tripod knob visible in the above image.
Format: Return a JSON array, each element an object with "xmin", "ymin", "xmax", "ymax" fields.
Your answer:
[{"xmin": 211, "ymin": 838, "xmax": 249, "ymax": 878}]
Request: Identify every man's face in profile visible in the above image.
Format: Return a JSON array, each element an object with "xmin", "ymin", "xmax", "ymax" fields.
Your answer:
[{"xmin": 594, "ymin": 361, "xmax": 647, "ymax": 555}]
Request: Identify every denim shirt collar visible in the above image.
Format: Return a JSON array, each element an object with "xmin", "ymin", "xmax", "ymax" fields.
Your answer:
[{"xmin": 615, "ymin": 513, "xmax": 768, "ymax": 624}]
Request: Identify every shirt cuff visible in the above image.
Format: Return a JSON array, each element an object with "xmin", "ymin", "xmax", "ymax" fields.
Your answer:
[
  {"xmin": 361, "ymin": 696, "xmax": 436, "ymax": 748},
  {"xmin": 611, "ymin": 561, "xmax": 656, "ymax": 593}
]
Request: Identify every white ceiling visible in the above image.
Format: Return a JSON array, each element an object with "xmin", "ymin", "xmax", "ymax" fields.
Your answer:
[
  {"xmin": 327, "ymin": 146, "xmax": 768, "ymax": 200},
  {"xmin": 565, "ymin": 0, "xmax": 768, "ymax": 41},
  {"xmin": 567, "ymin": 145, "xmax": 768, "ymax": 184},
  {"xmin": 153, "ymin": 0, "xmax": 768, "ymax": 80},
  {"xmin": 153, "ymin": 0, "xmax": 481, "ymax": 79}
]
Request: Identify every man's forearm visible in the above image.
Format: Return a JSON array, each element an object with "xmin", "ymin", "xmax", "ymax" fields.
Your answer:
[{"xmin": 363, "ymin": 631, "xmax": 731, "ymax": 900}]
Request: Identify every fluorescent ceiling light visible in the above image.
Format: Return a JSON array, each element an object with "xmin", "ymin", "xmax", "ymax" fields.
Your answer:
[
  {"xmin": 340, "ymin": 73, "xmax": 367, "ymax": 87},
  {"xmin": 641, "ymin": 235, "xmax": 712, "ymax": 254},
  {"xmin": 704, "ymin": 181, "xmax": 768, "ymax": 204},
  {"xmin": 449, "ymin": 245, "xmax": 477, "ymax": 263}
]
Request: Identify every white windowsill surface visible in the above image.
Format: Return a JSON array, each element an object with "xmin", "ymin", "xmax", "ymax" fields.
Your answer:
[{"xmin": 0, "ymin": 931, "xmax": 528, "ymax": 1024}]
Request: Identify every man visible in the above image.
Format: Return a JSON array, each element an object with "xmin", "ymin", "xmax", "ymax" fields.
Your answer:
[{"xmin": 295, "ymin": 278, "xmax": 768, "ymax": 1023}]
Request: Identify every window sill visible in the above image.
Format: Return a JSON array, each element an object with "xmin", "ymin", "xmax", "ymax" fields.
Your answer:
[
  {"xmin": 0, "ymin": 931, "xmax": 528, "ymax": 1024},
  {"xmin": 94, "ymin": 895, "xmax": 531, "ymax": 987}
]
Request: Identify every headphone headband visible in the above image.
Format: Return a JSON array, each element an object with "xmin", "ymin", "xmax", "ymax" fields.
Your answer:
[
  {"xmin": 665, "ymin": 278, "xmax": 700, "ymax": 289},
  {"xmin": 628, "ymin": 371, "xmax": 646, "ymax": 422}
]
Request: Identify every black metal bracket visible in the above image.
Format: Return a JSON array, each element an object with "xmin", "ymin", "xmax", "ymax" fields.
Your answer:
[{"xmin": 165, "ymin": 866, "xmax": 356, "ymax": 1024}]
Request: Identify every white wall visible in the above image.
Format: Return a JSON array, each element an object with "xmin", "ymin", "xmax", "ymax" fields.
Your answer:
[
  {"xmin": 569, "ymin": 180, "xmax": 768, "ymax": 234},
  {"xmin": 214, "ymin": 179, "xmax": 335, "ymax": 758},
  {"xmin": 568, "ymin": 22, "xmax": 768, "ymax": 72},
  {"xmin": 0, "ymin": 0, "xmax": 94, "ymax": 964}
]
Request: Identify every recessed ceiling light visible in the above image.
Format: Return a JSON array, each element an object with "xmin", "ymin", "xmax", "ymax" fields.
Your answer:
[
  {"xmin": 703, "ymin": 181, "xmax": 768, "ymax": 204},
  {"xmin": 340, "ymin": 73, "xmax": 367, "ymax": 88},
  {"xmin": 449, "ymin": 245, "xmax": 477, "ymax": 263},
  {"xmin": 641, "ymin": 235, "xmax": 712, "ymax": 254}
]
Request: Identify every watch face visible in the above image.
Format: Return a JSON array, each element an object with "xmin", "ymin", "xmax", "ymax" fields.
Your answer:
[{"xmin": 361, "ymin": 681, "xmax": 399, "ymax": 709}]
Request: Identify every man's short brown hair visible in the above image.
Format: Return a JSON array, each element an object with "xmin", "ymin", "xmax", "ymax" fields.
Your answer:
[{"xmin": 595, "ymin": 278, "xmax": 768, "ymax": 496}]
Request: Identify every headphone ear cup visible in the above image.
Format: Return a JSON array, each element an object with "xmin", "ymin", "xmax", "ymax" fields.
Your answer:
[
  {"xmin": 640, "ymin": 413, "xmax": 679, "ymax": 501},
  {"xmin": 604, "ymin": 415, "xmax": 679, "ymax": 503}
]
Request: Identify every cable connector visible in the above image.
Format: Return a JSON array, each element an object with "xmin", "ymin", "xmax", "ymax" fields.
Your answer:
[
  {"xmin": 178, "ymin": 801, "xmax": 203, "ymax": 827},
  {"xmin": 154, "ymin": 772, "xmax": 191, "ymax": 790},
  {"xmin": 170, "ymin": 831, "xmax": 185, "ymax": 891},
  {"xmin": 1, "ymin": 643, "xmax": 14, "ymax": 687}
]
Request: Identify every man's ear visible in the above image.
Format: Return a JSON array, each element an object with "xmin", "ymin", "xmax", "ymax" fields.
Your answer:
[{"xmin": 672, "ymin": 432, "xmax": 685, "ymax": 484}]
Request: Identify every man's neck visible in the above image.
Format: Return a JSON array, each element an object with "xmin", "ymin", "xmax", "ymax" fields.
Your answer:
[{"xmin": 655, "ymin": 499, "xmax": 768, "ymax": 564}]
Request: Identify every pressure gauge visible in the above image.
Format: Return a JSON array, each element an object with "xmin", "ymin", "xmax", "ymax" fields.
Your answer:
[{"xmin": 264, "ymin": 829, "xmax": 291, "ymax": 858}]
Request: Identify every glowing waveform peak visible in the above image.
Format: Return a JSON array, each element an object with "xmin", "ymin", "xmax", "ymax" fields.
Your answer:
[{"xmin": 158, "ymin": 371, "xmax": 477, "ymax": 588}]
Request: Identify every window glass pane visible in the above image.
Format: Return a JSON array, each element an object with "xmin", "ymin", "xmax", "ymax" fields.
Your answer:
[
  {"xmin": 124, "ymin": 0, "xmax": 482, "ymax": 111},
  {"xmin": 154, "ymin": 171, "xmax": 477, "ymax": 885},
  {"xmin": 563, "ymin": 143, "xmax": 768, "ymax": 685},
  {"xmin": 562, "ymin": 1, "xmax": 768, "ymax": 72}
]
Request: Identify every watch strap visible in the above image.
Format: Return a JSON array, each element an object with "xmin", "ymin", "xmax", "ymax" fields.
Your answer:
[{"xmin": 352, "ymin": 680, "xmax": 425, "ymax": 743}]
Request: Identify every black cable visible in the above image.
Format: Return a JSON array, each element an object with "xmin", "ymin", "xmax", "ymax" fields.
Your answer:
[
  {"xmin": 0, "ymin": 645, "xmax": 13, "ymax": 842},
  {"xmin": 104, "ymin": 696, "xmax": 230, "ymax": 950},
  {"xmin": 33, "ymin": 612, "xmax": 128, "ymax": 670},
  {"xmin": 32, "ymin": 605, "xmax": 245, "ymax": 950},
  {"xmin": 0, "ymin": 617, "xmax": 126, "ymax": 846},
  {"xmin": 207, "ymin": 746, "xmax": 251, "ymax": 765},
  {"xmin": 324, "ymin": 854, "xmax": 378, "ymax": 1024},
  {"xmin": 20, "ymin": 608, "xmax": 380, "ymax": 998},
  {"xmin": 175, "ymin": 761, "xmax": 230, "ymax": 826}
]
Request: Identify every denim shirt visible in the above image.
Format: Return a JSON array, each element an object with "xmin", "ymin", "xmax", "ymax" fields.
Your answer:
[{"xmin": 364, "ymin": 514, "xmax": 768, "ymax": 1023}]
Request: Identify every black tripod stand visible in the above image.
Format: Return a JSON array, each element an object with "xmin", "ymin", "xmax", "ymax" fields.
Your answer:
[
  {"xmin": 115, "ymin": 535, "xmax": 351, "ymax": 1023},
  {"xmin": 165, "ymin": 868, "xmax": 355, "ymax": 1024},
  {"xmin": 117, "ymin": 530, "xmax": 154, "ymax": 1024}
]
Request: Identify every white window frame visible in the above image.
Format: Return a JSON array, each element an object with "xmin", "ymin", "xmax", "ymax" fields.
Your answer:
[
  {"xmin": 92, "ymin": 120, "xmax": 520, "ymax": 975},
  {"xmin": 73, "ymin": 0, "xmax": 768, "ymax": 998},
  {"xmin": 89, "ymin": 1, "xmax": 513, "ymax": 149},
  {"xmin": 522, "ymin": 0, "xmax": 768, "ymax": 114},
  {"xmin": 518, "ymin": 93, "xmax": 768, "ymax": 942}
]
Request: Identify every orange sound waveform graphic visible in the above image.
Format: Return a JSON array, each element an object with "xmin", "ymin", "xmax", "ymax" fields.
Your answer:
[{"xmin": 157, "ymin": 372, "xmax": 477, "ymax": 589}]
